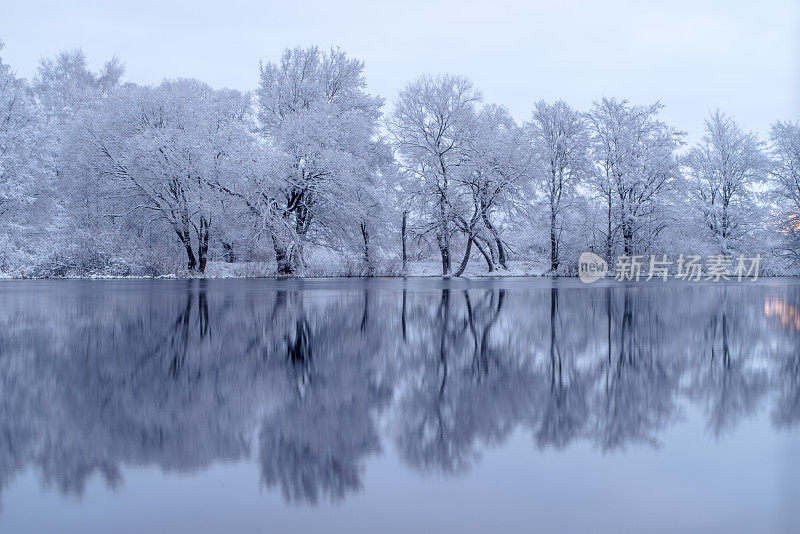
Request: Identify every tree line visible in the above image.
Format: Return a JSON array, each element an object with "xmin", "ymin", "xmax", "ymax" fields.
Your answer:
[{"xmin": 1, "ymin": 41, "xmax": 799, "ymax": 276}]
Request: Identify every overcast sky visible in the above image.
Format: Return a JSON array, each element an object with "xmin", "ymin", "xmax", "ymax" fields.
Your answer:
[{"xmin": 2, "ymin": 0, "xmax": 798, "ymax": 142}]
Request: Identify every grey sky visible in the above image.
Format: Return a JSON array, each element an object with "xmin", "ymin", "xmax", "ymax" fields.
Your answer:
[{"xmin": 2, "ymin": 0, "xmax": 798, "ymax": 141}]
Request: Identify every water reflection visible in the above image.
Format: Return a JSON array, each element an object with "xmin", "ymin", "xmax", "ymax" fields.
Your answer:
[{"xmin": 0, "ymin": 279, "xmax": 797, "ymax": 506}]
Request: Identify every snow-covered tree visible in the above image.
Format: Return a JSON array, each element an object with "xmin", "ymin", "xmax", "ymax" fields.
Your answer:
[
  {"xmin": 1, "ymin": 36, "xmax": 799, "ymax": 276},
  {"xmin": 770, "ymin": 120, "xmax": 800, "ymax": 264},
  {"xmin": 685, "ymin": 111, "xmax": 768, "ymax": 253},
  {"xmin": 388, "ymin": 74, "xmax": 481, "ymax": 275},
  {"xmin": 68, "ymin": 80, "xmax": 255, "ymax": 273},
  {"xmin": 33, "ymin": 49, "xmax": 123, "ymax": 122},
  {"xmin": 526, "ymin": 100, "xmax": 590, "ymax": 272},
  {"xmin": 31, "ymin": 48, "xmax": 125, "ymax": 273},
  {"xmin": 588, "ymin": 98, "xmax": 683, "ymax": 258},
  {"xmin": 0, "ymin": 40, "xmax": 45, "ymax": 270},
  {"xmin": 256, "ymin": 46, "xmax": 387, "ymax": 275},
  {"xmin": 453, "ymin": 104, "xmax": 526, "ymax": 274}
]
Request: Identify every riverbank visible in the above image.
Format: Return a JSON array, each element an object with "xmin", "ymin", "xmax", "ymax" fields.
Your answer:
[
  {"xmin": 1, "ymin": 258, "xmax": 798, "ymax": 279},
  {"xmin": 0, "ymin": 260, "xmax": 550, "ymax": 279}
]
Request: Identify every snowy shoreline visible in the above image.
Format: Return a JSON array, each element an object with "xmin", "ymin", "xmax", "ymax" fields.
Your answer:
[
  {"xmin": 2, "ymin": 259, "xmax": 799, "ymax": 280},
  {"xmin": 2, "ymin": 273, "xmax": 798, "ymax": 280}
]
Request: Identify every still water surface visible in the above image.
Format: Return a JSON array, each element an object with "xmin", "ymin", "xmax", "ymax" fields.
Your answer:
[{"xmin": 0, "ymin": 278, "xmax": 798, "ymax": 533}]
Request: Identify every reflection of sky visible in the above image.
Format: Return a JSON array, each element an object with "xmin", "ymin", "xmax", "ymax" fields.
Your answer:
[{"xmin": 2, "ymin": 407, "xmax": 798, "ymax": 534}]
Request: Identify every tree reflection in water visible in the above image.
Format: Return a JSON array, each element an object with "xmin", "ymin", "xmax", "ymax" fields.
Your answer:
[{"xmin": 0, "ymin": 279, "xmax": 797, "ymax": 506}]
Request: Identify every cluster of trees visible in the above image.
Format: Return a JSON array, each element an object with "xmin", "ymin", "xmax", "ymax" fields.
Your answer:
[
  {"xmin": 0, "ymin": 281, "xmax": 798, "ymax": 504},
  {"xmin": 1, "ymin": 40, "xmax": 799, "ymax": 276}
]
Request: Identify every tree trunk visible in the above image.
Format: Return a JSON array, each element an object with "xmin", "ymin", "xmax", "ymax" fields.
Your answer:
[
  {"xmin": 438, "ymin": 190, "xmax": 451, "ymax": 275},
  {"xmin": 361, "ymin": 221, "xmax": 374, "ymax": 276},
  {"xmin": 401, "ymin": 210, "xmax": 408, "ymax": 274},
  {"xmin": 605, "ymin": 193, "xmax": 613, "ymax": 262},
  {"xmin": 184, "ymin": 241, "xmax": 197, "ymax": 271},
  {"xmin": 623, "ymin": 222, "xmax": 633, "ymax": 255},
  {"xmin": 271, "ymin": 234, "xmax": 293, "ymax": 276},
  {"xmin": 289, "ymin": 241, "xmax": 305, "ymax": 273},
  {"xmin": 481, "ymin": 210, "xmax": 506, "ymax": 269},
  {"xmin": 454, "ymin": 235, "xmax": 474, "ymax": 276},
  {"xmin": 439, "ymin": 243, "xmax": 451, "ymax": 275},
  {"xmin": 175, "ymin": 194, "xmax": 197, "ymax": 271},
  {"xmin": 197, "ymin": 216, "xmax": 210, "ymax": 274},
  {"xmin": 496, "ymin": 238, "xmax": 507, "ymax": 269},
  {"xmin": 721, "ymin": 202, "xmax": 730, "ymax": 252},
  {"xmin": 550, "ymin": 210, "xmax": 559, "ymax": 272},
  {"xmin": 174, "ymin": 224, "xmax": 196, "ymax": 271},
  {"xmin": 222, "ymin": 242, "xmax": 235, "ymax": 263},
  {"xmin": 290, "ymin": 204, "xmax": 309, "ymax": 273},
  {"xmin": 473, "ymin": 238, "xmax": 494, "ymax": 272}
]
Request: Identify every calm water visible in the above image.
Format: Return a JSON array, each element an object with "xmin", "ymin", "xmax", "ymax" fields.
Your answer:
[{"xmin": 0, "ymin": 278, "xmax": 798, "ymax": 533}]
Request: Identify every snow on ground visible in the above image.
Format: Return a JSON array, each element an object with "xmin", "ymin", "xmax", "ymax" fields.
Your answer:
[
  {"xmin": 206, "ymin": 259, "xmax": 552, "ymax": 278},
  {"xmin": 1, "ymin": 258, "xmax": 797, "ymax": 279},
  {"xmin": 406, "ymin": 260, "xmax": 548, "ymax": 277},
  {"xmin": 202, "ymin": 261, "xmax": 274, "ymax": 278}
]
